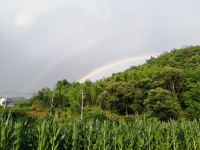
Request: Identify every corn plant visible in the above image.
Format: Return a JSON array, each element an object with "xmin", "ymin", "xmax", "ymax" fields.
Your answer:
[{"xmin": 1, "ymin": 112, "xmax": 200, "ymax": 150}]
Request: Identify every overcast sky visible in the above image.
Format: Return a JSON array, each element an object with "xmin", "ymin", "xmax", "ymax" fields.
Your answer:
[{"xmin": 0, "ymin": 0, "xmax": 200, "ymax": 96}]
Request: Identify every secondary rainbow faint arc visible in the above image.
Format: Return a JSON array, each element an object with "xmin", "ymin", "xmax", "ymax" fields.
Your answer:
[
  {"xmin": 24, "ymin": 38, "xmax": 105, "ymax": 91},
  {"xmin": 25, "ymin": 27, "xmax": 141, "ymax": 91},
  {"xmin": 78, "ymin": 53, "xmax": 159, "ymax": 83},
  {"xmin": 25, "ymin": 25, "xmax": 159, "ymax": 91}
]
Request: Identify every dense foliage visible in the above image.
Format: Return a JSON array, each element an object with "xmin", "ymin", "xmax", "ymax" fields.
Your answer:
[
  {"xmin": 31, "ymin": 46, "xmax": 200, "ymax": 121},
  {"xmin": 1, "ymin": 113, "xmax": 200, "ymax": 150}
]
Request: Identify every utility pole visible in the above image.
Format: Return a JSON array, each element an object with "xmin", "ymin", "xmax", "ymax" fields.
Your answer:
[
  {"xmin": 51, "ymin": 91, "xmax": 54, "ymax": 108},
  {"xmin": 80, "ymin": 90, "xmax": 84, "ymax": 120}
]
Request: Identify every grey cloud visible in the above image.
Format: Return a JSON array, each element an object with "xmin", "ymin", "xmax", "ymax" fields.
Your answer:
[{"xmin": 0, "ymin": 0, "xmax": 200, "ymax": 96}]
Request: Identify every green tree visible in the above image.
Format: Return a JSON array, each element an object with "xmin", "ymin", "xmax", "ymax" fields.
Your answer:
[
  {"xmin": 144, "ymin": 87, "xmax": 181, "ymax": 121},
  {"xmin": 153, "ymin": 67, "xmax": 184, "ymax": 96},
  {"xmin": 64, "ymin": 85, "xmax": 81, "ymax": 112},
  {"xmin": 98, "ymin": 82, "xmax": 143, "ymax": 115},
  {"xmin": 54, "ymin": 79, "xmax": 71, "ymax": 108},
  {"xmin": 35, "ymin": 87, "xmax": 52, "ymax": 106},
  {"xmin": 182, "ymin": 82, "xmax": 200, "ymax": 119}
]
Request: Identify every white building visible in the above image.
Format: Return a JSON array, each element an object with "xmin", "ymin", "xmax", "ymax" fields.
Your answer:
[{"xmin": 0, "ymin": 97, "xmax": 14, "ymax": 107}]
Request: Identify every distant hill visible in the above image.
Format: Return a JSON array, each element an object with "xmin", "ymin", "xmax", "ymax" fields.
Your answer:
[{"xmin": 11, "ymin": 97, "xmax": 28, "ymax": 103}]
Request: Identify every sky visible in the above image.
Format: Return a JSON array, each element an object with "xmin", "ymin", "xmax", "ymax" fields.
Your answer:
[{"xmin": 0, "ymin": 0, "xmax": 200, "ymax": 96}]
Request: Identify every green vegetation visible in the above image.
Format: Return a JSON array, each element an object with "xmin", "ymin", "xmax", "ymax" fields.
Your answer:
[
  {"xmin": 0, "ymin": 46, "xmax": 200, "ymax": 149},
  {"xmin": 1, "ymin": 112, "xmax": 200, "ymax": 150},
  {"xmin": 28, "ymin": 46, "xmax": 200, "ymax": 121}
]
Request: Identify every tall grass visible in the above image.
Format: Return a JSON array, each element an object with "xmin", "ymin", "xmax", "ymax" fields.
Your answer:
[{"xmin": 0, "ymin": 112, "xmax": 200, "ymax": 150}]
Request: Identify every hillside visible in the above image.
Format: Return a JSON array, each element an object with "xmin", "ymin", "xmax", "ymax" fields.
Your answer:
[
  {"xmin": 105, "ymin": 46, "xmax": 200, "ymax": 82},
  {"xmin": 14, "ymin": 46, "xmax": 200, "ymax": 121},
  {"xmin": 95, "ymin": 46, "xmax": 200, "ymax": 120}
]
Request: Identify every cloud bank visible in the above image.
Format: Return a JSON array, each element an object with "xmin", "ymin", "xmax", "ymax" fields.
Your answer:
[{"xmin": 0, "ymin": 0, "xmax": 200, "ymax": 96}]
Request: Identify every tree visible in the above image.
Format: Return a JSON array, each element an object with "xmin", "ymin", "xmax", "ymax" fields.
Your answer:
[
  {"xmin": 64, "ymin": 86, "xmax": 81, "ymax": 112},
  {"xmin": 35, "ymin": 87, "xmax": 52, "ymax": 106},
  {"xmin": 182, "ymin": 82, "xmax": 200, "ymax": 119},
  {"xmin": 97, "ymin": 82, "xmax": 144, "ymax": 115},
  {"xmin": 153, "ymin": 67, "xmax": 184, "ymax": 96},
  {"xmin": 54, "ymin": 79, "xmax": 71, "ymax": 108},
  {"xmin": 144, "ymin": 87, "xmax": 181, "ymax": 121}
]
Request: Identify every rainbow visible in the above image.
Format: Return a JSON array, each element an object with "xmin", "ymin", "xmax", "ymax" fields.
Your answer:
[
  {"xmin": 24, "ymin": 38, "xmax": 102, "ymax": 91},
  {"xmin": 24, "ymin": 27, "xmax": 137, "ymax": 91},
  {"xmin": 78, "ymin": 53, "xmax": 160, "ymax": 82},
  {"xmin": 24, "ymin": 25, "xmax": 160, "ymax": 91},
  {"xmin": 25, "ymin": 52, "xmax": 160, "ymax": 92}
]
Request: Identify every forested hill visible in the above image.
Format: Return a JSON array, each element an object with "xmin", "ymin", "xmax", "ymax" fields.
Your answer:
[
  {"xmin": 105, "ymin": 46, "xmax": 200, "ymax": 83},
  {"xmin": 31, "ymin": 46, "xmax": 200, "ymax": 121}
]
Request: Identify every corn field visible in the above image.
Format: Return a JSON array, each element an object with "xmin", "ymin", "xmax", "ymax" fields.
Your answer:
[{"xmin": 1, "ymin": 113, "xmax": 200, "ymax": 150}]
